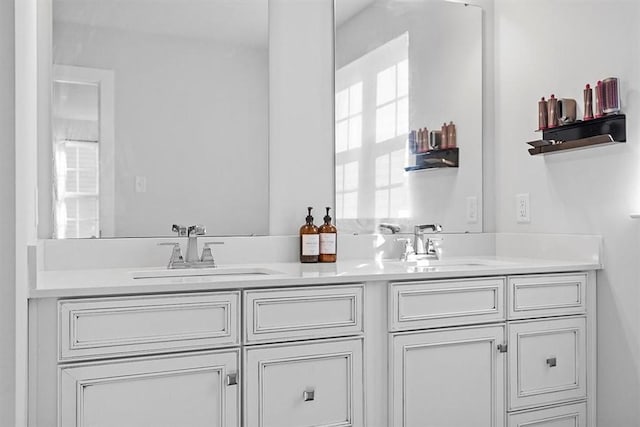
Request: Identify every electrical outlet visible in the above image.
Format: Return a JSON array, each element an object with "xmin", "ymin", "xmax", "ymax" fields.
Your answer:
[
  {"xmin": 466, "ymin": 196, "xmax": 478, "ymax": 223},
  {"xmin": 516, "ymin": 193, "xmax": 530, "ymax": 223},
  {"xmin": 135, "ymin": 176, "xmax": 147, "ymax": 193}
]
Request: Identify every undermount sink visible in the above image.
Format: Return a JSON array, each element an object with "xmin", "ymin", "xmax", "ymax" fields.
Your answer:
[
  {"xmin": 381, "ymin": 258, "xmax": 503, "ymax": 268},
  {"xmin": 131, "ymin": 267, "xmax": 282, "ymax": 280}
]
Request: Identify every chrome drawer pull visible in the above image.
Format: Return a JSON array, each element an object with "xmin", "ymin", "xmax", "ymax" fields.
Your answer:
[
  {"xmin": 303, "ymin": 389, "xmax": 315, "ymax": 402},
  {"xmin": 226, "ymin": 373, "xmax": 238, "ymax": 386},
  {"xmin": 546, "ymin": 357, "xmax": 557, "ymax": 367}
]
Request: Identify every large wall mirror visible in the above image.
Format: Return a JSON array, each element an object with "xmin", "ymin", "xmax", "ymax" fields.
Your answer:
[
  {"xmin": 334, "ymin": 0, "xmax": 483, "ymax": 233},
  {"xmin": 40, "ymin": 0, "xmax": 269, "ymax": 238}
]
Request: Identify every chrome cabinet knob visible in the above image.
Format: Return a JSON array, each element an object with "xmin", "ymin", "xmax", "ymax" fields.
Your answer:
[
  {"xmin": 226, "ymin": 373, "xmax": 238, "ymax": 386},
  {"xmin": 546, "ymin": 357, "xmax": 557, "ymax": 367},
  {"xmin": 303, "ymin": 389, "xmax": 315, "ymax": 402}
]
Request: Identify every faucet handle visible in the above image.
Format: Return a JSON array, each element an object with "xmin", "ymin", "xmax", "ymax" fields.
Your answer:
[
  {"xmin": 172, "ymin": 224, "xmax": 187, "ymax": 236},
  {"xmin": 158, "ymin": 242, "xmax": 185, "ymax": 268},
  {"xmin": 200, "ymin": 242, "xmax": 224, "ymax": 266},
  {"xmin": 426, "ymin": 237, "xmax": 443, "ymax": 257},
  {"xmin": 188, "ymin": 224, "xmax": 206, "ymax": 237}
]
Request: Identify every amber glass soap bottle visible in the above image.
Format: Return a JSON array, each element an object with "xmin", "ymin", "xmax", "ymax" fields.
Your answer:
[
  {"xmin": 300, "ymin": 207, "xmax": 319, "ymax": 263},
  {"xmin": 319, "ymin": 207, "xmax": 337, "ymax": 263}
]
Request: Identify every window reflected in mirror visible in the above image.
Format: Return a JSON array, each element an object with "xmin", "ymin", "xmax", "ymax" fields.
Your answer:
[
  {"xmin": 335, "ymin": 32, "xmax": 410, "ymax": 226},
  {"xmin": 335, "ymin": 0, "xmax": 483, "ymax": 233},
  {"xmin": 52, "ymin": 66, "xmax": 114, "ymax": 238}
]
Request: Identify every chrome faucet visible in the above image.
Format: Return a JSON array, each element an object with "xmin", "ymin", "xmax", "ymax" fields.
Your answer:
[
  {"xmin": 413, "ymin": 224, "xmax": 442, "ymax": 255},
  {"xmin": 186, "ymin": 225, "xmax": 206, "ymax": 263},
  {"xmin": 161, "ymin": 224, "xmax": 223, "ymax": 269},
  {"xmin": 396, "ymin": 224, "xmax": 443, "ymax": 261}
]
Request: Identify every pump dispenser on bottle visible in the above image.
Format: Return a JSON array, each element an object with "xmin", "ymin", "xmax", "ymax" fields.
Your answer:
[
  {"xmin": 300, "ymin": 207, "xmax": 319, "ymax": 263},
  {"xmin": 319, "ymin": 207, "xmax": 337, "ymax": 263}
]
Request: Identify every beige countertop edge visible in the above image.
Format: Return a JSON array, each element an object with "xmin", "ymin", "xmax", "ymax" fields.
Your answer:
[{"xmin": 30, "ymin": 258, "xmax": 602, "ymax": 299}]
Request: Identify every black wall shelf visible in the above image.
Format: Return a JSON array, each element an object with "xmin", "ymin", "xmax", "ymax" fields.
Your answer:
[
  {"xmin": 405, "ymin": 147, "xmax": 459, "ymax": 171},
  {"xmin": 527, "ymin": 113, "xmax": 626, "ymax": 155}
]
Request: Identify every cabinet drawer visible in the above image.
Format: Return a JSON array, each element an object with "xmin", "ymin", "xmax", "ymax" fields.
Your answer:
[
  {"xmin": 509, "ymin": 274, "xmax": 586, "ymax": 319},
  {"xmin": 244, "ymin": 338, "xmax": 364, "ymax": 427},
  {"xmin": 59, "ymin": 292, "xmax": 240, "ymax": 361},
  {"xmin": 390, "ymin": 277, "xmax": 505, "ymax": 331},
  {"xmin": 244, "ymin": 285, "xmax": 364, "ymax": 343},
  {"xmin": 508, "ymin": 402, "xmax": 587, "ymax": 427},
  {"xmin": 509, "ymin": 317, "xmax": 586, "ymax": 410}
]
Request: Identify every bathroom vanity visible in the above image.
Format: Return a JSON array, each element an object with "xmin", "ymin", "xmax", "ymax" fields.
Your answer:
[{"xmin": 27, "ymin": 251, "xmax": 598, "ymax": 427}]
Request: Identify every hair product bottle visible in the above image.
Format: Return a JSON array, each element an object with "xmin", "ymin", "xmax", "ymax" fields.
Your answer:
[
  {"xmin": 300, "ymin": 207, "xmax": 319, "ymax": 263},
  {"xmin": 547, "ymin": 94, "xmax": 558, "ymax": 128},
  {"xmin": 583, "ymin": 84, "xmax": 594, "ymax": 120},
  {"xmin": 538, "ymin": 97, "xmax": 548, "ymax": 129},
  {"xmin": 447, "ymin": 121, "xmax": 456, "ymax": 148},
  {"xmin": 595, "ymin": 81, "xmax": 604, "ymax": 118},
  {"xmin": 319, "ymin": 207, "xmax": 337, "ymax": 263},
  {"xmin": 441, "ymin": 122, "xmax": 449, "ymax": 149}
]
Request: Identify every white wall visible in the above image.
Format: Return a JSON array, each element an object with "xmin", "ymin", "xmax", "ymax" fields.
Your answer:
[
  {"xmin": 50, "ymin": 24, "xmax": 269, "ymax": 237},
  {"xmin": 493, "ymin": 1, "xmax": 640, "ymax": 424},
  {"xmin": 269, "ymin": 0, "xmax": 335, "ymax": 235},
  {"xmin": 0, "ymin": 0, "xmax": 15, "ymax": 423}
]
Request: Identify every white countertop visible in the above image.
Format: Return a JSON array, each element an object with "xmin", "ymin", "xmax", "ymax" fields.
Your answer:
[{"xmin": 31, "ymin": 256, "xmax": 601, "ymax": 298}]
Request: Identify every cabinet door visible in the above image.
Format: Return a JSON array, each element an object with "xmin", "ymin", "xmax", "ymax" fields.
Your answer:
[
  {"xmin": 509, "ymin": 317, "xmax": 586, "ymax": 410},
  {"xmin": 244, "ymin": 338, "xmax": 364, "ymax": 427},
  {"xmin": 391, "ymin": 325, "xmax": 505, "ymax": 427},
  {"xmin": 59, "ymin": 350, "xmax": 240, "ymax": 427}
]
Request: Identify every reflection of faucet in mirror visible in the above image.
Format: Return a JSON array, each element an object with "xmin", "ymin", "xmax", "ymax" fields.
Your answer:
[{"xmin": 379, "ymin": 223, "xmax": 401, "ymax": 234}]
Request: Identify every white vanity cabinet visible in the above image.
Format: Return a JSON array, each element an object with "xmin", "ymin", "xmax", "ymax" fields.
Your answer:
[
  {"xmin": 389, "ymin": 278, "xmax": 507, "ymax": 427},
  {"xmin": 389, "ymin": 272, "xmax": 596, "ymax": 427},
  {"xmin": 48, "ymin": 292, "xmax": 242, "ymax": 427},
  {"xmin": 30, "ymin": 284, "xmax": 365, "ymax": 427},
  {"xmin": 243, "ymin": 285, "xmax": 365, "ymax": 427},
  {"xmin": 29, "ymin": 271, "xmax": 595, "ymax": 427}
]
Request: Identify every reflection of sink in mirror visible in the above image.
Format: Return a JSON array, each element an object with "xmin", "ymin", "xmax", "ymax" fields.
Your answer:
[{"xmin": 131, "ymin": 267, "xmax": 282, "ymax": 280}]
